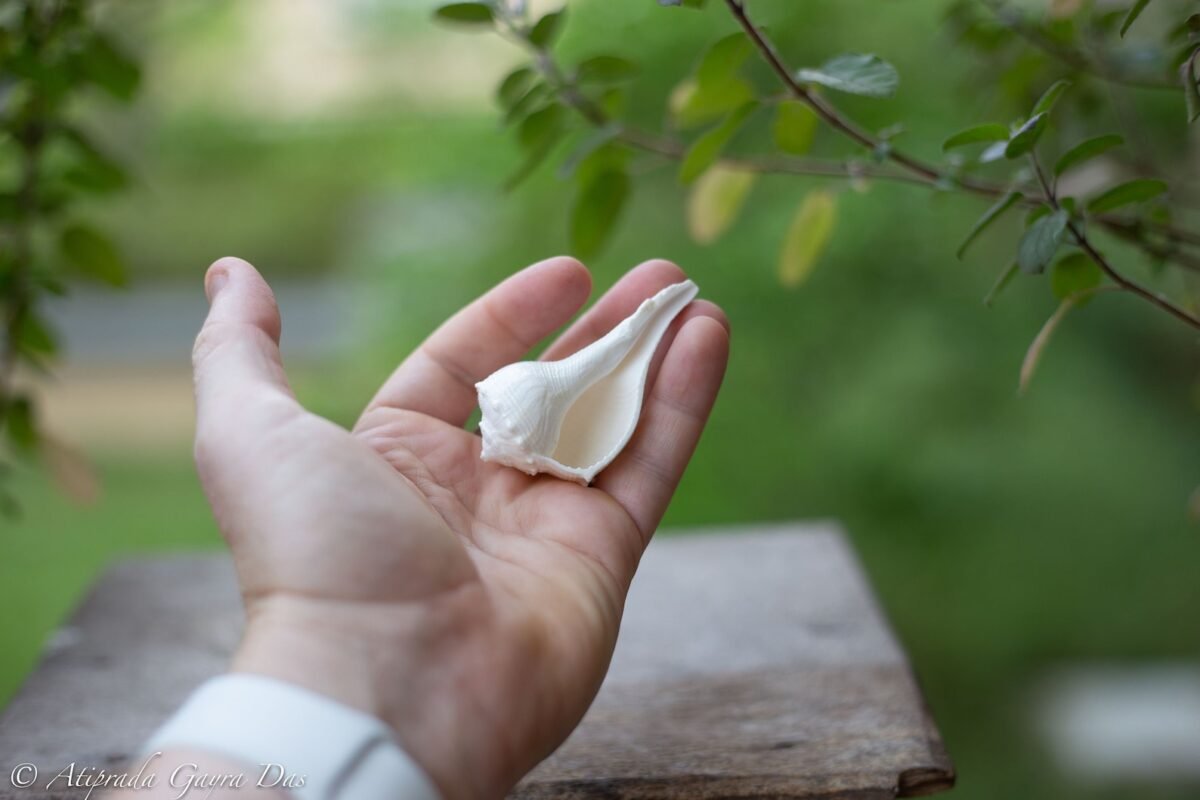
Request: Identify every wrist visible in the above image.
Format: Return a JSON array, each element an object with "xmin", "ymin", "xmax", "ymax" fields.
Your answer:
[{"xmin": 232, "ymin": 592, "xmax": 504, "ymax": 800}]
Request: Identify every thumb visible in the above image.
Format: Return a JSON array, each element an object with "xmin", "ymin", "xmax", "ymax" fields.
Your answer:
[{"xmin": 192, "ymin": 257, "xmax": 295, "ymax": 427}]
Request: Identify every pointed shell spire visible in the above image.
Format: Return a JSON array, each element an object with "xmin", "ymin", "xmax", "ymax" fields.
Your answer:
[{"xmin": 476, "ymin": 279, "xmax": 699, "ymax": 484}]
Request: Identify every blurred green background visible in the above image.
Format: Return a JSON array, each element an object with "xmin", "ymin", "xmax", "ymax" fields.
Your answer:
[{"xmin": 3, "ymin": 1, "xmax": 1199, "ymax": 798}]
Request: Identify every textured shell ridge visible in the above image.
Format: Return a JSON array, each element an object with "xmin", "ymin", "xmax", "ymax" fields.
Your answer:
[{"xmin": 475, "ymin": 278, "xmax": 699, "ymax": 483}]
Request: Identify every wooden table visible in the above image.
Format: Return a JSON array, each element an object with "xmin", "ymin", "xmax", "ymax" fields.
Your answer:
[{"xmin": 0, "ymin": 523, "xmax": 954, "ymax": 799}]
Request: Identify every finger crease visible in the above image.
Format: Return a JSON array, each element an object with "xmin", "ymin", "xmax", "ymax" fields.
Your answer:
[
  {"xmin": 480, "ymin": 296, "xmax": 537, "ymax": 350},
  {"xmin": 647, "ymin": 388, "xmax": 705, "ymax": 424},
  {"xmin": 419, "ymin": 345, "xmax": 478, "ymax": 391},
  {"xmin": 627, "ymin": 448, "xmax": 677, "ymax": 491}
]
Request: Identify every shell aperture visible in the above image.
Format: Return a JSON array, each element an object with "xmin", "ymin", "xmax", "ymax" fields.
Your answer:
[{"xmin": 475, "ymin": 279, "xmax": 699, "ymax": 484}]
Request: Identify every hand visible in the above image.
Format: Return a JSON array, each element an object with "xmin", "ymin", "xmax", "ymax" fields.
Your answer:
[{"xmin": 191, "ymin": 256, "xmax": 730, "ymax": 799}]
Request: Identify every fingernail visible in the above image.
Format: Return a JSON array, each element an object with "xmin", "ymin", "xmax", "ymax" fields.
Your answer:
[{"xmin": 205, "ymin": 269, "xmax": 229, "ymax": 303}]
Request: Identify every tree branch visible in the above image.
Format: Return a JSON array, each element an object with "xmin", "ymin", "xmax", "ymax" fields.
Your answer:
[
  {"xmin": 724, "ymin": 0, "xmax": 1200, "ymax": 330},
  {"xmin": 983, "ymin": 0, "xmax": 1179, "ymax": 92},
  {"xmin": 1031, "ymin": 151, "xmax": 1200, "ymax": 330}
]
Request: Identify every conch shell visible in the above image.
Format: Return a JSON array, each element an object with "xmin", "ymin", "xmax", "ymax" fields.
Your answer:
[{"xmin": 476, "ymin": 279, "xmax": 699, "ymax": 484}]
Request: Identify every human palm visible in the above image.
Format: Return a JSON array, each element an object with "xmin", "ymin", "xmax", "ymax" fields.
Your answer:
[{"xmin": 192, "ymin": 256, "xmax": 729, "ymax": 799}]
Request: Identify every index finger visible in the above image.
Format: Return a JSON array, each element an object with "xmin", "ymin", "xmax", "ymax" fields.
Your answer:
[{"xmin": 359, "ymin": 257, "xmax": 591, "ymax": 428}]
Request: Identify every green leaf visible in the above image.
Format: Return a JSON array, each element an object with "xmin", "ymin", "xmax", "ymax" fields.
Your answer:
[
  {"xmin": 18, "ymin": 312, "xmax": 58, "ymax": 359},
  {"xmin": 433, "ymin": 3, "xmax": 495, "ymax": 26},
  {"xmin": 1026, "ymin": 204, "xmax": 1052, "ymax": 225},
  {"xmin": 670, "ymin": 76, "xmax": 755, "ymax": 128},
  {"xmin": 59, "ymin": 223, "xmax": 127, "ymax": 286},
  {"xmin": 942, "ymin": 123, "xmax": 1010, "ymax": 152},
  {"xmin": 1051, "ymin": 252, "xmax": 1103, "ymax": 301},
  {"xmin": 696, "ymin": 33, "xmax": 753, "ymax": 87},
  {"xmin": 669, "ymin": 33, "xmax": 754, "ymax": 128},
  {"xmin": 504, "ymin": 143, "xmax": 556, "ymax": 192},
  {"xmin": 778, "ymin": 190, "xmax": 837, "ymax": 288},
  {"xmin": 63, "ymin": 158, "xmax": 128, "ymax": 194},
  {"xmin": 60, "ymin": 130, "xmax": 130, "ymax": 194},
  {"xmin": 984, "ymin": 262, "xmax": 1019, "ymax": 307},
  {"xmin": 558, "ymin": 124, "xmax": 622, "ymax": 178},
  {"xmin": 1017, "ymin": 209, "xmax": 1069, "ymax": 274},
  {"xmin": 529, "ymin": 9, "xmax": 565, "ymax": 48},
  {"xmin": 1182, "ymin": 53, "xmax": 1200, "ymax": 124},
  {"xmin": 957, "ymin": 191, "xmax": 1022, "ymax": 259},
  {"xmin": 575, "ymin": 56, "xmax": 639, "ymax": 84},
  {"xmin": 1086, "ymin": 179, "xmax": 1168, "ymax": 213},
  {"xmin": 506, "ymin": 104, "xmax": 566, "ymax": 189},
  {"xmin": 795, "ymin": 54, "xmax": 899, "ymax": 98},
  {"xmin": 517, "ymin": 104, "xmax": 564, "ymax": 151},
  {"xmin": 78, "ymin": 34, "xmax": 140, "ymax": 101},
  {"xmin": 773, "ymin": 101, "xmax": 818, "ymax": 155},
  {"xmin": 570, "ymin": 169, "xmax": 630, "ymax": 259},
  {"xmin": 1032, "ymin": 79, "xmax": 1071, "ymax": 116},
  {"xmin": 496, "ymin": 67, "xmax": 535, "ymax": 110},
  {"xmin": 60, "ymin": 129, "xmax": 129, "ymax": 193},
  {"xmin": 687, "ymin": 164, "xmax": 756, "ymax": 244},
  {"xmin": 4, "ymin": 395, "xmax": 37, "ymax": 453},
  {"xmin": 679, "ymin": 103, "xmax": 756, "ymax": 184},
  {"xmin": 1053, "ymin": 134, "xmax": 1124, "ymax": 176},
  {"xmin": 1119, "ymin": 0, "xmax": 1152, "ymax": 37},
  {"xmin": 504, "ymin": 82, "xmax": 550, "ymax": 125},
  {"xmin": 1004, "ymin": 112, "xmax": 1048, "ymax": 158}
]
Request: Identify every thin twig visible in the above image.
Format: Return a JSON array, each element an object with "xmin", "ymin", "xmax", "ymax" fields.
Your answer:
[
  {"xmin": 1031, "ymin": 152, "xmax": 1200, "ymax": 330},
  {"xmin": 500, "ymin": 2, "xmax": 1200, "ymax": 287},
  {"xmin": 725, "ymin": 0, "xmax": 1200, "ymax": 331},
  {"xmin": 982, "ymin": 0, "xmax": 1178, "ymax": 92}
]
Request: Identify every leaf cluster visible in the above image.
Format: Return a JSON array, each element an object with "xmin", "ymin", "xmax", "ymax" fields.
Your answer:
[{"xmin": 0, "ymin": 0, "xmax": 140, "ymax": 512}]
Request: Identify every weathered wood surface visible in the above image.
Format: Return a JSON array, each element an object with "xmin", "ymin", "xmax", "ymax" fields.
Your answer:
[{"xmin": 0, "ymin": 523, "xmax": 953, "ymax": 799}]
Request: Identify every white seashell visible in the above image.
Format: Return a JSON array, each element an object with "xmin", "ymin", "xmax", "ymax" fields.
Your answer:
[{"xmin": 476, "ymin": 279, "xmax": 699, "ymax": 484}]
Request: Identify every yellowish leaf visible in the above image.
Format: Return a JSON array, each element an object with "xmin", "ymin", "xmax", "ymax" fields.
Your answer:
[
  {"xmin": 1019, "ymin": 295, "xmax": 1077, "ymax": 395},
  {"xmin": 687, "ymin": 164, "xmax": 756, "ymax": 244},
  {"xmin": 668, "ymin": 79, "xmax": 697, "ymax": 120},
  {"xmin": 40, "ymin": 434, "xmax": 100, "ymax": 505},
  {"xmin": 778, "ymin": 190, "xmax": 837, "ymax": 288}
]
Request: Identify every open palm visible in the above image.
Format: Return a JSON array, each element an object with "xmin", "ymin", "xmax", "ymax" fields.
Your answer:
[{"xmin": 192, "ymin": 256, "xmax": 729, "ymax": 800}]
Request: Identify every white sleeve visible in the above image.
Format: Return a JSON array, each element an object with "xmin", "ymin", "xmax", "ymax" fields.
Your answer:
[{"xmin": 141, "ymin": 674, "xmax": 441, "ymax": 800}]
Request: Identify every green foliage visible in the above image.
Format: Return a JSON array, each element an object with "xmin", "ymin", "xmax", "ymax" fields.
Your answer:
[
  {"xmin": 59, "ymin": 223, "xmax": 126, "ymax": 287},
  {"xmin": 1120, "ymin": 0, "xmax": 1153, "ymax": 38},
  {"xmin": 679, "ymin": 102, "xmax": 756, "ymax": 184},
  {"xmin": 1017, "ymin": 209, "xmax": 1069, "ymax": 274},
  {"xmin": 1052, "ymin": 252, "xmax": 1104, "ymax": 301},
  {"xmin": 433, "ymin": 3, "xmax": 495, "ymax": 27},
  {"xmin": 570, "ymin": 168, "xmax": 629, "ymax": 259},
  {"xmin": 671, "ymin": 33, "xmax": 755, "ymax": 128},
  {"xmin": 1031, "ymin": 79, "xmax": 1071, "ymax": 116},
  {"xmin": 773, "ymin": 101, "xmax": 818, "ymax": 155},
  {"xmin": 795, "ymin": 53, "xmax": 899, "ymax": 98},
  {"xmin": 1003, "ymin": 112, "xmax": 1048, "ymax": 158},
  {"xmin": 441, "ymin": 0, "xmax": 1200, "ymax": 395},
  {"xmin": 1053, "ymin": 134, "xmax": 1124, "ymax": 176},
  {"xmin": 1086, "ymin": 178, "xmax": 1169, "ymax": 212},
  {"xmin": 983, "ymin": 262, "xmax": 1019, "ymax": 307},
  {"xmin": 942, "ymin": 123, "xmax": 1009, "ymax": 152},
  {"xmin": 957, "ymin": 191, "xmax": 1021, "ymax": 259},
  {"xmin": 575, "ymin": 56, "xmax": 638, "ymax": 84},
  {"xmin": 529, "ymin": 9, "xmax": 565, "ymax": 48},
  {"xmin": 0, "ymin": 0, "xmax": 139, "ymax": 511}
]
